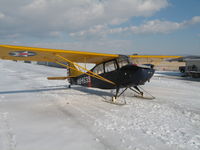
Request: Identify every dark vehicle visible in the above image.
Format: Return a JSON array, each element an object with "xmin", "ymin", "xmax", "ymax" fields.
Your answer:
[{"xmin": 179, "ymin": 66, "xmax": 186, "ymax": 73}]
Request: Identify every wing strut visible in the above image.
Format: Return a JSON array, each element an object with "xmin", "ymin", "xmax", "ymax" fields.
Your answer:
[{"xmin": 54, "ymin": 54, "xmax": 116, "ymax": 85}]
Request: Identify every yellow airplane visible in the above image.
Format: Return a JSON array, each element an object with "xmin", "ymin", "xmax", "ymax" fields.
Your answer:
[{"xmin": 0, "ymin": 45, "xmax": 181, "ymax": 104}]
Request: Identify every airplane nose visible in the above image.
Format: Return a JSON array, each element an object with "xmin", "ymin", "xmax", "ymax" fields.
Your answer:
[
  {"xmin": 120, "ymin": 65, "xmax": 155, "ymax": 86},
  {"xmin": 138, "ymin": 68, "xmax": 155, "ymax": 84},
  {"xmin": 147, "ymin": 69, "xmax": 155, "ymax": 81},
  {"xmin": 146, "ymin": 68, "xmax": 154, "ymax": 79}
]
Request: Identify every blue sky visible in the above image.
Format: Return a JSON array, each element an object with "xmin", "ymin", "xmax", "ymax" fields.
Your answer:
[
  {"xmin": 0, "ymin": 0, "xmax": 200, "ymax": 55},
  {"xmin": 152, "ymin": 0, "xmax": 200, "ymax": 20}
]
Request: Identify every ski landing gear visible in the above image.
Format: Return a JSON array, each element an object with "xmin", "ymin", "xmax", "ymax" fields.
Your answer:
[
  {"xmin": 108, "ymin": 86, "xmax": 155, "ymax": 105},
  {"xmin": 130, "ymin": 86, "xmax": 155, "ymax": 100},
  {"xmin": 111, "ymin": 87, "xmax": 127, "ymax": 105},
  {"xmin": 103, "ymin": 87, "xmax": 127, "ymax": 105}
]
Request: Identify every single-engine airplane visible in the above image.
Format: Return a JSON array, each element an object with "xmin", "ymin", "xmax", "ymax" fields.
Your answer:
[{"xmin": 0, "ymin": 45, "xmax": 180, "ymax": 104}]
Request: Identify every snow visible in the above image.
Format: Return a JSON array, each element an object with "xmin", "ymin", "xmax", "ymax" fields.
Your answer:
[{"xmin": 0, "ymin": 60, "xmax": 200, "ymax": 150}]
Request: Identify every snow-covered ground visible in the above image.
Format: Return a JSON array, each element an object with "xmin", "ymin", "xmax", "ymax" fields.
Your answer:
[{"xmin": 0, "ymin": 60, "xmax": 200, "ymax": 150}]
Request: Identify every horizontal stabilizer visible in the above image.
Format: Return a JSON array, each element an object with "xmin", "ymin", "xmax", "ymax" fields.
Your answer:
[{"xmin": 47, "ymin": 76, "xmax": 74, "ymax": 80}]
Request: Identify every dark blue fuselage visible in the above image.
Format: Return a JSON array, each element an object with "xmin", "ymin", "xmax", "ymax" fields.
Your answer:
[{"xmin": 71, "ymin": 64, "xmax": 155, "ymax": 89}]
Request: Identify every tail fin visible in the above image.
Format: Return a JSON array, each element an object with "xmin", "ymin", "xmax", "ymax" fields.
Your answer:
[{"xmin": 68, "ymin": 63, "xmax": 83, "ymax": 77}]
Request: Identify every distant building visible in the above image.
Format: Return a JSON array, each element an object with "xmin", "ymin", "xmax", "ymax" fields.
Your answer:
[
  {"xmin": 184, "ymin": 58, "xmax": 200, "ymax": 78},
  {"xmin": 20, "ymin": 60, "xmax": 67, "ymax": 68},
  {"xmin": 37, "ymin": 61, "xmax": 67, "ymax": 68},
  {"xmin": 170, "ymin": 56, "xmax": 200, "ymax": 78},
  {"xmin": 131, "ymin": 57, "xmax": 185, "ymax": 71}
]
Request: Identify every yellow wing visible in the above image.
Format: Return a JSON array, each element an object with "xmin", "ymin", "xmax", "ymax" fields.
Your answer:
[
  {"xmin": 0, "ymin": 44, "xmax": 182, "ymax": 81},
  {"xmin": 129, "ymin": 55, "xmax": 181, "ymax": 64},
  {"xmin": 0, "ymin": 45, "xmax": 118, "ymax": 64},
  {"xmin": 129, "ymin": 55, "xmax": 182, "ymax": 70},
  {"xmin": 0, "ymin": 44, "xmax": 181, "ymax": 65}
]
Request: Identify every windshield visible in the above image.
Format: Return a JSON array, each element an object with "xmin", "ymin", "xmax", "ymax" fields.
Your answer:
[{"xmin": 117, "ymin": 56, "xmax": 130, "ymax": 68}]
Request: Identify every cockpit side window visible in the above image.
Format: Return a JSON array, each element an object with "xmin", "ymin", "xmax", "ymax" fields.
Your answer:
[
  {"xmin": 93, "ymin": 64, "xmax": 104, "ymax": 74},
  {"xmin": 117, "ymin": 57, "xmax": 129, "ymax": 68},
  {"xmin": 105, "ymin": 60, "xmax": 117, "ymax": 72}
]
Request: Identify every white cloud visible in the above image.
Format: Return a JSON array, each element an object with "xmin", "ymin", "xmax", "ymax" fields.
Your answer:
[
  {"xmin": 70, "ymin": 16, "xmax": 200, "ymax": 38},
  {"xmin": 130, "ymin": 16, "xmax": 200, "ymax": 34},
  {"xmin": 69, "ymin": 24, "xmax": 109, "ymax": 39},
  {"xmin": 182, "ymin": 16, "xmax": 200, "ymax": 26},
  {"xmin": 130, "ymin": 20, "xmax": 181, "ymax": 34},
  {"xmin": 0, "ymin": 0, "xmax": 169, "ymax": 37},
  {"xmin": 32, "ymin": 39, "xmax": 136, "ymax": 54},
  {"xmin": 0, "ymin": 12, "xmax": 5, "ymax": 19},
  {"xmin": 104, "ymin": 0, "xmax": 168, "ymax": 19},
  {"xmin": 49, "ymin": 31, "xmax": 62, "ymax": 37}
]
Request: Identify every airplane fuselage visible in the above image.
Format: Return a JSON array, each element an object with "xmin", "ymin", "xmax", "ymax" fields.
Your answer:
[{"xmin": 70, "ymin": 56, "xmax": 155, "ymax": 89}]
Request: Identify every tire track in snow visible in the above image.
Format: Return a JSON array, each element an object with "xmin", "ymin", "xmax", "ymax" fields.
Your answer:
[
  {"xmin": 45, "ymin": 91, "xmax": 168, "ymax": 150},
  {"xmin": 51, "ymin": 90, "xmax": 200, "ymax": 150},
  {"xmin": 71, "ymin": 97, "xmax": 170, "ymax": 149},
  {"xmin": 42, "ymin": 92, "xmax": 116, "ymax": 150}
]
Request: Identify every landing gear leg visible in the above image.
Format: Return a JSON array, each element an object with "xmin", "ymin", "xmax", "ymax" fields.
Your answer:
[
  {"xmin": 112, "ymin": 87, "xmax": 119, "ymax": 103},
  {"xmin": 129, "ymin": 86, "xmax": 155, "ymax": 100},
  {"xmin": 110, "ymin": 87, "xmax": 127, "ymax": 105},
  {"xmin": 68, "ymin": 78, "xmax": 72, "ymax": 88},
  {"xmin": 105, "ymin": 86, "xmax": 155, "ymax": 105},
  {"xmin": 129, "ymin": 86, "xmax": 143, "ymax": 96}
]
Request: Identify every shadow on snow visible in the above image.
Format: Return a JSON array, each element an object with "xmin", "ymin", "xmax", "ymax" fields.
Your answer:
[{"xmin": 0, "ymin": 85, "xmax": 113, "ymax": 97}]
